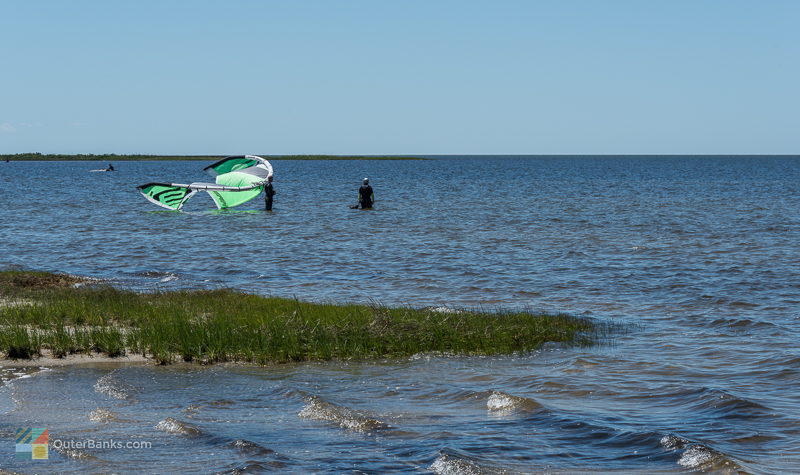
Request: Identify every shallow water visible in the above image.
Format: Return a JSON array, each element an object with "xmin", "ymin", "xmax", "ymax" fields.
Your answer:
[{"xmin": 1, "ymin": 156, "xmax": 799, "ymax": 473}]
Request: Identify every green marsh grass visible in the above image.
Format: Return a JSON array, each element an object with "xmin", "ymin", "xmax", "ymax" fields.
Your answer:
[{"xmin": 0, "ymin": 271, "xmax": 596, "ymax": 364}]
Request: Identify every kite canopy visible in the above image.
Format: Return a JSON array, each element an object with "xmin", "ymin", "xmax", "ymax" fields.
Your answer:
[
  {"xmin": 137, "ymin": 183, "xmax": 197, "ymax": 210},
  {"xmin": 137, "ymin": 155, "xmax": 273, "ymax": 211}
]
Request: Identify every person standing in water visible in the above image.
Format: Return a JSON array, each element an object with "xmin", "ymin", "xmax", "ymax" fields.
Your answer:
[
  {"xmin": 264, "ymin": 175, "xmax": 275, "ymax": 211},
  {"xmin": 358, "ymin": 177, "xmax": 374, "ymax": 209}
]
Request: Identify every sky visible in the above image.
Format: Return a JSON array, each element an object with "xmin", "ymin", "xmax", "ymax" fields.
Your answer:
[{"xmin": 1, "ymin": 0, "xmax": 798, "ymax": 155}]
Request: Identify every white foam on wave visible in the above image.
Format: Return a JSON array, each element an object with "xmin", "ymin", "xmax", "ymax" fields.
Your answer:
[
  {"xmin": 1, "ymin": 367, "xmax": 50, "ymax": 389},
  {"xmin": 662, "ymin": 434, "xmax": 738, "ymax": 472},
  {"xmin": 298, "ymin": 396, "xmax": 389, "ymax": 433},
  {"xmin": 94, "ymin": 371, "xmax": 133, "ymax": 400},
  {"xmin": 486, "ymin": 390, "xmax": 543, "ymax": 414},
  {"xmin": 487, "ymin": 392, "xmax": 517, "ymax": 412},
  {"xmin": 155, "ymin": 417, "xmax": 201, "ymax": 436},
  {"xmin": 429, "ymin": 454, "xmax": 483, "ymax": 475},
  {"xmin": 677, "ymin": 445, "xmax": 716, "ymax": 469},
  {"xmin": 660, "ymin": 434, "xmax": 689, "ymax": 450}
]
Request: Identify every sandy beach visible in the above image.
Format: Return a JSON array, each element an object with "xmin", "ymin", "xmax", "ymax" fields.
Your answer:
[{"xmin": 0, "ymin": 353, "xmax": 152, "ymax": 369}]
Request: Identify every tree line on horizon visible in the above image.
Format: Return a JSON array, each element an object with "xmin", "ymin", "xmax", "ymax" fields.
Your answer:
[{"xmin": 1, "ymin": 153, "xmax": 424, "ymax": 161}]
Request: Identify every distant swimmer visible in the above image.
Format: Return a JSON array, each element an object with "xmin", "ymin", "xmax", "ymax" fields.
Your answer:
[
  {"xmin": 263, "ymin": 175, "xmax": 275, "ymax": 211},
  {"xmin": 357, "ymin": 177, "xmax": 374, "ymax": 209},
  {"xmin": 90, "ymin": 163, "xmax": 115, "ymax": 172}
]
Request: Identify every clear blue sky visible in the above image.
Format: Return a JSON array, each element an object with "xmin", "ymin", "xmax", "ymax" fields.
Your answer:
[{"xmin": 1, "ymin": 0, "xmax": 798, "ymax": 155}]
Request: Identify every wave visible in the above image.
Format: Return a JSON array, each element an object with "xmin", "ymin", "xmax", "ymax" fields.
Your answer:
[
  {"xmin": 430, "ymin": 448, "xmax": 511, "ymax": 475},
  {"xmin": 225, "ymin": 438, "xmax": 277, "ymax": 458},
  {"xmin": 430, "ymin": 453, "xmax": 483, "ymax": 475},
  {"xmin": 205, "ymin": 398, "xmax": 236, "ymax": 407},
  {"xmin": 94, "ymin": 370, "xmax": 135, "ymax": 400},
  {"xmin": 634, "ymin": 386, "xmax": 775, "ymax": 422},
  {"xmin": 684, "ymin": 387, "xmax": 774, "ymax": 420},
  {"xmin": 298, "ymin": 395, "xmax": 390, "ymax": 433},
  {"xmin": 709, "ymin": 317, "xmax": 779, "ymax": 330},
  {"xmin": 754, "ymin": 354, "xmax": 800, "ymax": 368},
  {"xmin": 217, "ymin": 460, "xmax": 288, "ymax": 474},
  {"xmin": 486, "ymin": 391, "xmax": 545, "ymax": 414},
  {"xmin": 155, "ymin": 417, "xmax": 202, "ymax": 436},
  {"xmin": 218, "ymin": 435, "xmax": 291, "ymax": 470},
  {"xmin": 660, "ymin": 434, "xmax": 744, "ymax": 472}
]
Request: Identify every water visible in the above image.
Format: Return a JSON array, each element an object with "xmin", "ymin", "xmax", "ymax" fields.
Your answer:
[{"xmin": 1, "ymin": 156, "xmax": 799, "ymax": 473}]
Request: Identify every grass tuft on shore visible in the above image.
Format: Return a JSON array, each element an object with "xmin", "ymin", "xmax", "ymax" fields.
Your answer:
[{"xmin": 0, "ymin": 271, "xmax": 596, "ymax": 365}]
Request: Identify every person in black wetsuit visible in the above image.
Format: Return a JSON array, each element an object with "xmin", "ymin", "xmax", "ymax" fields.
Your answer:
[
  {"xmin": 264, "ymin": 175, "xmax": 275, "ymax": 211},
  {"xmin": 106, "ymin": 164, "xmax": 114, "ymax": 171},
  {"xmin": 358, "ymin": 177, "xmax": 374, "ymax": 209}
]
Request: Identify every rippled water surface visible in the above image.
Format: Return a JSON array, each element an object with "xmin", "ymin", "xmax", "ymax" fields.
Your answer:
[{"xmin": 1, "ymin": 156, "xmax": 800, "ymax": 473}]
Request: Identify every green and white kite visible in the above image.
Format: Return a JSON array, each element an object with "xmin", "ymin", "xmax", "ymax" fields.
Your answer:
[{"xmin": 137, "ymin": 155, "xmax": 273, "ymax": 210}]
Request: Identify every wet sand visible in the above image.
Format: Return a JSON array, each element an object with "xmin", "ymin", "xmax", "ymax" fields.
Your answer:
[{"xmin": 0, "ymin": 352, "xmax": 152, "ymax": 369}]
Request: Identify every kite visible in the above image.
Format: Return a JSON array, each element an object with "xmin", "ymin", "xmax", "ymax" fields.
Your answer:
[{"xmin": 137, "ymin": 155, "xmax": 273, "ymax": 210}]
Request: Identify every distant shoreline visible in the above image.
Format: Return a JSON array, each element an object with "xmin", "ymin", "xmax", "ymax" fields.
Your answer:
[
  {"xmin": 1, "ymin": 153, "xmax": 427, "ymax": 161},
  {"xmin": 3, "ymin": 153, "xmax": 799, "ymax": 162}
]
